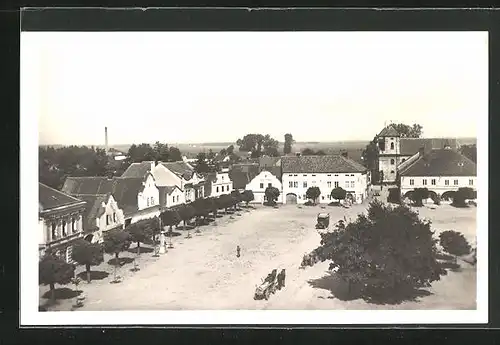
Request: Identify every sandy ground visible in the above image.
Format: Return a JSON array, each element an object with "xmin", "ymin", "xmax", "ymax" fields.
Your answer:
[{"xmin": 39, "ymin": 197, "xmax": 477, "ymax": 311}]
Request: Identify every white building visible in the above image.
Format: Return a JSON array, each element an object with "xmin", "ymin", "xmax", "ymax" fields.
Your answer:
[
  {"xmin": 159, "ymin": 185, "xmax": 186, "ymax": 209},
  {"xmin": 39, "ymin": 183, "xmax": 86, "ymax": 263},
  {"xmin": 121, "ymin": 161, "xmax": 205, "ymax": 203},
  {"xmin": 78, "ymin": 194, "xmax": 125, "ymax": 244},
  {"xmin": 399, "ymin": 148, "xmax": 477, "ymax": 201},
  {"xmin": 245, "ymin": 169, "xmax": 283, "ymax": 204},
  {"xmin": 62, "ymin": 172, "xmax": 161, "ymax": 230},
  {"xmin": 281, "ymin": 155, "xmax": 370, "ymax": 204},
  {"xmin": 205, "ymin": 169, "xmax": 233, "ymax": 198}
]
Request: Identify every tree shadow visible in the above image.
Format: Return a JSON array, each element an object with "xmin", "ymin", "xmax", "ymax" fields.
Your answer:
[
  {"xmin": 308, "ymin": 272, "xmax": 433, "ymax": 305},
  {"xmin": 76, "ymin": 270, "xmax": 110, "ymax": 281},
  {"xmin": 41, "ymin": 287, "xmax": 82, "ymax": 300},
  {"xmin": 177, "ymin": 224, "xmax": 195, "ymax": 230},
  {"xmin": 107, "ymin": 257, "xmax": 135, "ymax": 266},
  {"xmin": 127, "ymin": 246, "xmax": 154, "ymax": 254}
]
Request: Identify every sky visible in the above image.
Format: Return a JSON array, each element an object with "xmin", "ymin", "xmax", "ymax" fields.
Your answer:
[{"xmin": 21, "ymin": 31, "xmax": 487, "ymax": 146}]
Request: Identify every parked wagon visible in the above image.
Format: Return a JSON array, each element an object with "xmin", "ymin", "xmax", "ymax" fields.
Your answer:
[{"xmin": 315, "ymin": 213, "xmax": 330, "ymax": 229}]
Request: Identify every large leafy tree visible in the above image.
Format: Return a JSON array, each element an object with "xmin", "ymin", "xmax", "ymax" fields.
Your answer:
[
  {"xmin": 71, "ymin": 239, "xmax": 104, "ymax": 283},
  {"xmin": 330, "ymin": 187, "xmax": 347, "ymax": 202},
  {"xmin": 284, "ymin": 133, "xmax": 294, "ymax": 155},
  {"xmin": 160, "ymin": 209, "xmax": 181, "ymax": 231},
  {"xmin": 306, "ymin": 186, "xmax": 321, "ymax": 205},
  {"xmin": 194, "ymin": 152, "xmax": 209, "ymax": 174},
  {"xmin": 39, "ymin": 254, "xmax": 76, "ymax": 303},
  {"xmin": 177, "ymin": 204, "xmax": 196, "ymax": 229},
  {"xmin": 439, "ymin": 230, "xmax": 472, "ymax": 261},
  {"xmin": 241, "ymin": 190, "xmax": 255, "ymax": 206},
  {"xmin": 410, "ymin": 188, "xmax": 429, "ymax": 207},
  {"xmin": 264, "ymin": 186, "xmax": 280, "ymax": 206},
  {"xmin": 236, "ymin": 133, "xmax": 279, "ymax": 158},
  {"xmin": 218, "ymin": 194, "xmax": 234, "ymax": 213},
  {"xmin": 391, "ymin": 123, "xmax": 423, "ymax": 138},
  {"xmin": 230, "ymin": 190, "xmax": 243, "ymax": 210},
  {"xmin": 312, "ymin": 200, "xmax": 446, "ymax": 302},
  {"xmin": 452, "ymin": 187, "xmax": 476, "ymax": 208},
  {"xmin": 103, "ymin": 229, "xmax": 132, "ymax": 260},
  {"xmin": 127, "ymin": 218, "xmax": 159, "ymax": 254}
]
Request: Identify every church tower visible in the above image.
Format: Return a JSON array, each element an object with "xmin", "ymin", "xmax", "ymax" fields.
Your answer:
[{"xmin": 377, "ymin": 125, "xmax": 401, "ymax": 183}]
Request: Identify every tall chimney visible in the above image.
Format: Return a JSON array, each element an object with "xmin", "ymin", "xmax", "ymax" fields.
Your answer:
[{"xmin": 104, "ymin": 127, "xmax": 109, "ymax": 154}]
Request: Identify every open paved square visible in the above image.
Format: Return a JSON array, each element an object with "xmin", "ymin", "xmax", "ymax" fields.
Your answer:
[{"xmin": 40, "ymin": 198, "xmax": 477, "ymax": 311}]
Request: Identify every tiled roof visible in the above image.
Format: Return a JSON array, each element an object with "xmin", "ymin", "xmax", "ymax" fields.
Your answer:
[
  {"xmin": 229, "ymin": 166, "xmax": 260, "ymax": 190},
  {"xmin": 281, "ymin": 155, "xmax": 367, "ymax": 174},
  {"xmin": 120, "ymin": 161, "xmax": 154, "ymax": 178},
  {"xmin": 400, "ymin": 149, "xmax": 476, "ymax": 177},
  {"xmin": 378, "ymin": 126, "xmax": 400, "ymax": 137},
  {"xmin": 62, "ymin": 176, "xmax": 147, "ymax": 216},
  {"xmin": 78, "ymin": 194, "xmax": 109, "ymax": 232},
  {"xmin": 39, "ymin": 183, "xmax": 85, "ymax": 212},
  {"xmin": 259, "ymin": 157, "xmax": 281, "ymax": 168},
  {"xmin": 159, "ymin": 161, "xmax": 195, "ymax": 180},
  {"xmin": 400, "ymin": 138, "xmax": 459, "ymax": 156},
  {"xmin": 260, "ymin": 166, "xmax": 282, "ymax": 182}
]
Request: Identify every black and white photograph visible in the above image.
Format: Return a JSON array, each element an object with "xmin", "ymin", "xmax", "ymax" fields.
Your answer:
[{"xmin": 20, "ymin": 11, "xmax": 488, "ymax": 326}]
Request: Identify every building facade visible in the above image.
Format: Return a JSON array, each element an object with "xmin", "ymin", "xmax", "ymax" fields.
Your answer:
[
  {"xmin": 245, "ymin": 169, "xmax": 283, "ymax": 204},
  {"xmin": 399, "ymin": 148, "xmax": 477, "ymax": 201},
  {"xmin": 159, "ymin": 185, "xmax": 186, "ymax": 209},
  {"xmin": 281, "ymin": 155, "xmax": 369, "ymax": 205},
  {"xmin": 206, "ymin": 170, "xmax": 233, "ymax": 198},
  {"xmin": 39, "ymin": 183, "xmax": 87, "ymax": 263}
]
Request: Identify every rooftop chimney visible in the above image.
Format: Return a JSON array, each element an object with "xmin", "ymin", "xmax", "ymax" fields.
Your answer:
[{"xmin": 104, "ymin": 127, "xmax": 109, "ymax": 154}]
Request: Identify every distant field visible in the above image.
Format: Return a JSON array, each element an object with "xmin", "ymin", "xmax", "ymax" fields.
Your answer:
[{"xmin": 40, "ymin": 137, "xmax": 476, "ymax": 162}]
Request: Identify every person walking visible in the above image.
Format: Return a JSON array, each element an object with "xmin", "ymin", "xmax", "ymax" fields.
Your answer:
[{"xmin": 236, "ymin": 245, "xmax": 241, "ymax": 258}]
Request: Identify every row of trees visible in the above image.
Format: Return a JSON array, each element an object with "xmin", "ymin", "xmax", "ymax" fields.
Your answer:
[
  {"xmin": 39, "ymin": 142, "xmax": 185, "ymax": 190},
  {"xmin": 396, "ymin": 187, "xmax": 477, "ymax": 208},
  {"xmin": 39, "ymin": 190, "xmax": 257, "ymax": 303}
]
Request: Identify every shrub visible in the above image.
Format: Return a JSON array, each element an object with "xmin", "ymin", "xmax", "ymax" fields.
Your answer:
[
  {"xmin": 330, "ymin": 187, "xmax": 347, "ymax": 202},
  {"xmin": 310, "ymin": 199, "xmax": 446, "ymax": 302},
  {"xmin": 264, "ymin": 186, "xmax": 280, "ymax": 206},
  {"xmin": 39, "ymin": 254, "xmax": 76, "ymax": 303},
  {"xmin": 304, "ymin": 200, "xmax": 315, "ymax": 206},
  {"xmin": 452, "ymin": 187, "xmax": 476, "ymax": 208},
  {"xmin": 439, "ymin": 230, "xmax": 472, "ymax": 257},
  {"xmin": 241, "ymin": 190, "xmax": 255, "ymax": 206},
  {"xmin": 410, "ymin": 188, "xmax": 429, "ymax": 207},
  {"xmin": 71, "ymin": 239, "xmax": 104, "ymax": 283},
  {"xmin": 387, "ymin": 187, "xmax": 401, "ymax": 204},
  {"xmin": 306, "ymin": 186, "xmax": 321, "ymax": 205}
]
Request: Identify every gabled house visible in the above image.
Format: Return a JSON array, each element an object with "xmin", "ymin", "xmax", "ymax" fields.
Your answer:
[
  {"xmin": 281, "ymin": 155, "xmax": 369, "ymax": 204},
  {"xmin": 229, "ymin": 164, "xmax": 260, "ymax": 192},
  {"xmin": 39, "ymin": 183, "xmax": 87, "ymax": 263},
  {"xmin": 62, "ymin": 172, "xmax": 160, "ymax": 230},
  {"xmin": 158, "ymin": 185, "xmax": 185, "ymax": 209},
  {"xmin": 204, "ymin": 169, "xmax": 233, "ymax": 198},
  {"xmin": 76, "ymin": 193, "xmax": 125, "ymax": 244},
  {"xmin": 245, "ymin": 169, "xmax": 283, "ymax": 204},
  {"xmin": 399, "ymin": 148, "xmax": 477, "ymax": 201}
]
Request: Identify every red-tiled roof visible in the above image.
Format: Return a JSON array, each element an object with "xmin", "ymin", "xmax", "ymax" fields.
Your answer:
[
  {"xmin": 62, "ymin": 176, "xmax": 147, "ymax": 216},
  {"xmin": 400, "ymin": 138, "xmax": 459, "ymax": 156},
  {"xmin": 400, "ymin": 149, "xmax": 476, "ymax": 177},
  {"xmin": 281, "ymin": 155, "xmax": 366, "ymax": 174},
  {"xmin": 121, "ymin": 161, "xmax": 154, "ymax": 178},
  {"xmin": 159, "ymin": 161, "xmax": 195, "ymax": 180},
  {"xmin": 378, "ymin": 126, "xmax": 400, "ymax": 137},
  {"xmin": 39, "ymin": 183, "xmax": 85, "ymax": 212}
]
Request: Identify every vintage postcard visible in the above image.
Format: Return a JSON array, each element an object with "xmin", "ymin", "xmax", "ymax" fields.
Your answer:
[{"xmin": 20, "ymin": 14, "xmax": 488, "ymax": 325}]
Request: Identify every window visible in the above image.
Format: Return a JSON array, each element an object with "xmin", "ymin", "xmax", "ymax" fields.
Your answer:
[
  {"xmin": 345, "ymin": 181, "xmax": 349, "ymax": 189},
  {"xmin": 469, "ymin": 179, "xmax": 474, "ymax": 186},
  {"xmin": 454, "ymin": 179, "xmax": 459, "ymax": 185},
  {"xmin": 303, "ymin": 174, "xmax": 307, "ymax": 177},
  {"xmin": 268, "ymin": 183, "xmax": 272, "ymax": 187},
  {"xmin": 431, "ymin": 179, "xmax": 436, "ymax": 185},
  {"xmin": 422, "ymin": 179, "xmax": 427, "ymax": 186},
  {"xmin": 289, "ymin": 174, "xmax": 292, "ymax": 177},
  {"xmin": 62, "ymin": 220, "xmax": 67, "ymax": 236},
  {"xmin": 50, "ymin": 222, "xmax": 57, "ymax": 239},
  {"xmin": 390, "ymin": 170, "xmax": 395, "ymax": 174},
  {"xmin": 334, "ymin": 174, "xmax": 338, "ymax": 177},
  {"xmin": 345, "ymin": 174, "xmax": 349, "ymax": 177},
  {"xmin": 260, "ymin": 183, "xmax": 264, "ymax": 189},
  {"xmin": 113, "ymin": 213, "xmax": 117, "ymax": 222},
  {"xmin": 445, "ymin": 180, "xmax": 449, "ymax": 186},
  {"xmin": 327, "ymin": 174, "xmax": 331, "ymax": 177},
  {"xmin": 350, "ymin": 181, "xmax": 355, "ymax": 188},
  {"xmin": 351, "ymin": 174, "xmax": 354, "ymax": 177},
  {"xmin": 303, "ymin": 181, "xmax": 307, "ymax": 188},
  {"xmin": 151, "ymin": 197, "xmax": 154, "ymax": 205},
  {"xmin": 312, "ymin": 181, "xmax": 316, "ymax": 185},
  {"xmin": 322, "ymin": 196, "xmax": 325, "ymax": 200},
  {"xmin": 173, "ymin": 196, "xmax": 175, "ymax": 203},
  {"xmin": 312, "ymin": 174, "xmax": 316, "ymax": 177},
  {"xmin": 327, "ymin": 181, "xmax": 332, "ymax": 188},
  {"xmin": 390, "ymin": 159, "xmax": 395, "ymax": 165},
  {"xmin": 289, "ymin": 181, "xmax": 293, "ymax": 188},
  {"xmin": 147, "ymin": 198, "xmax": 150, "ymax": 207},
  {"xmin": 222, "ymin": 186, "xmax": 225, "ymax": 192},
  {"xmin": 303, "ymin": 194, "xmax": 306, "ymax": 200},
  {"xmin": 176, "ymin": 195, "xmax": 179, "ymax": 202},
  {"xmin": 71, "ymin": 218, "xmax": 76, "ymax": 231},
  {"xmin": 216, "ymin": 186, "xmax": 219, "ymax": 193},
  {"xmin": 293, "ymin": 174, "xmax": 298, "ymax": 177},
  {"xmin": 107, "ymin": 215, "xmax": 112, "ymax": 225},
  {"xmin": 293, "ymin": 181, "xmax": 298, "ymax": 188},
  {"xmin": 222, "ymin": 176, "xmax": 224, "ymax": 181},
  {"xmin": 390, "ymin": 142, "xmax": 395, "ymax": 150},
  {"xmin": 334, "ymin": 181, "xmax": 339, "ymax": 188},
  {"xmin": 410, "ymin": 179, "xmax": 414, "ymax": 186}
]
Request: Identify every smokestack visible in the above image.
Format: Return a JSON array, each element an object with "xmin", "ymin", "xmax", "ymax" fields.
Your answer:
[{"xmin": 105, "ymin": 127, "xmax": 109, "ymax": 154}]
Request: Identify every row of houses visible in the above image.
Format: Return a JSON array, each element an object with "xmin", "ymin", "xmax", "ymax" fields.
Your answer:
[{"xmin": 39, "ymin": 126, "xmax": 477, "ymax": 263}]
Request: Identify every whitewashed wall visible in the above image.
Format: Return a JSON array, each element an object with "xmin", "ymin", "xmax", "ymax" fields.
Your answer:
[{"xmin": 245, "ymin": 171, "xmax": 282, "ymax": 203}]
